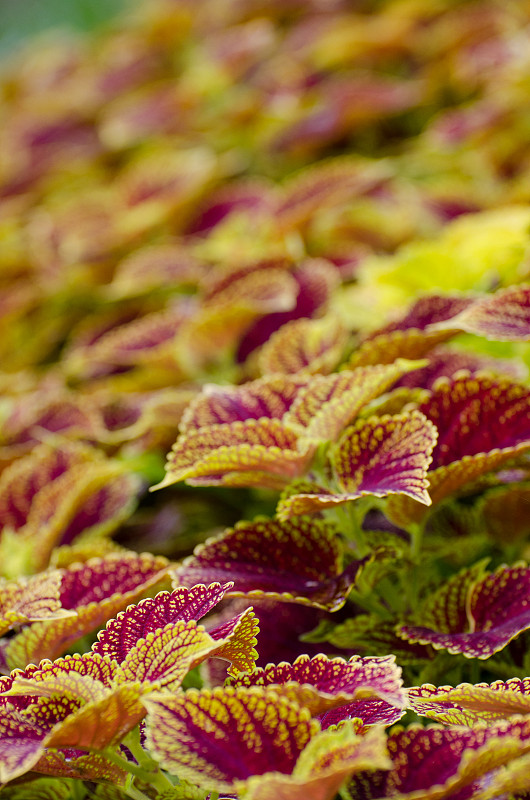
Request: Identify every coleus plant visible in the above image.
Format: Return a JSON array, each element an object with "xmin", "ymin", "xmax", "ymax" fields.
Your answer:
[{"xmin": 2, "ymin": 0, "xmax": 530, "ymax": 798}]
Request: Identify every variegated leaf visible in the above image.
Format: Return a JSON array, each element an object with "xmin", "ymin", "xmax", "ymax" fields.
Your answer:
[
  {"xmin": 115, "ymin": 619, "xmax": 215, "ymax": 688},
  {"xmin": 0, "ymin": 708, "xmax": 46, "ymax": 783},
  {"xmin": 409, "ymin": 678, "xmax": 530, "ymax": 726},
  {"xmin": 44, "ymin": 683, "xmax": 145, "ymax": 751},
  {"xmin": 0, "ymin": 441, "xmax": 100, "ymax": 533},
  {"xmin": 143, "ymin": 687, "xmax": 319, "ymax": 792},
  {"xmin": 93, "ymin": 583, "xmax": 231, "ymax": 662},
  {"xmin": 257, "ymin": 317, "xmax": 348, "ymax": 376},
  {"xmin": 4, "ymin": 553, "xmax": 168, "ymax": 668},
  {"xmin": 207, "ymin": 606, "xmax": 259, "ymax": 676},
  {"xmin": 399, "ymin": 563, "xmax": 530, "ymax": 658},
  {"xmin": 109, "ymin": 243, "xmax": 206, "ymax": 299},
  {"xmin": 171, "ymin": 518, "xmax": 362, "ymax": 611},
  {"xmin": 31, "ymin": 751, "xmax": 128, "ymax": 786},
  {"xmin": 237, "ymin": 260, "xmax": 339, "ymax": 361},
  {"xmin": 347, "ymin": 718, "xmax": 530, "ymax": 800},
  {"xmin": 283, "ymin": 360, "xmax": 424, "ymax": 445},
  {"xmin": 229, "ymin": 653, "xmax": 405, "ymax": 715},
  {"xmin": 154, "ymin": 418, "xmax": 311, "ymax": 490},
  {"xmin": 430, "ymin": 283, "xmax": 530, "ymax": 341},
  {"xmin": 318, "ymin": 696, "xmax": 405, "ymax": 730},
  {"xmin": 243, "ymin": 722, "xmax": 391, "ymax": 800},
  {"xmin": 387, "ymin": 374, "xmax": 530, "ymax": 524},
  {"xmin": 20, "ymin": 463, "xmax": 142, "ymax": 571},
  {"xmin": 0, "ymin": 572, "xmax": 73, "ymax": 636},
  {"xmin": 179, "ymin": 375, "xmax": 309, "ymax": 433}
]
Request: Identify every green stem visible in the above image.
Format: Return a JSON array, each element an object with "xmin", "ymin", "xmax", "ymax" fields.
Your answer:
[
  {"xmin": 332, "ymin": 502, "xmax": 368, "ymax": 557},
  {"xmin": 101, "ymin": 747, "xmax": 175, "ymax": 795},
  {"xmin": 408, "ymin": 519, "xmax": 426, "ymax": 563},
  {"xmin": 124, "ymin": 784, "xmax": 154, "ymax": 800}
]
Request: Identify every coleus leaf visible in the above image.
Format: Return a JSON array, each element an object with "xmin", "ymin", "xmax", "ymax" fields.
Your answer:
[
  {"xmin": 277, "ymin": 411, "xmax": 437, "ymax": 517},
  {"xmin": 93, "ymin": 387, "xmax": 196, "ymax": 447},
  {"xmin": 282, "ymin": 359, "xmax": 425, "ymax": 445},
  {"xmin": 229, "ymin": 652, "xmax": 405, "ymax": 717},
  {"xmin": 0, "ymin": 708, "xmax": 48, "ymax": 783},
  {"xmin": 108, "ymin": 242, "xmax": 206, "ymax": 300},
  {"xmin": 318, "ymin": 696, "xmax": 405, "ymax": 730},
  {"xmin": 275, "ymin": 157, "xmax": 390, "ymax": 234},
  {"xmin": 143, "ymin": 686, "xmax": 319, "ymax": 792},
  {"xmin": 0, "ymin": 392, "xmax": 99, "ymax": 450},
  {"xmin": 170, "ymin": 518, "xmax": 365, "ymax": 611},
  {"xmin": 0, "ymin": 441, "xmax": 99, "ymax": 533},
  {"xmin": 0, "ymin": 572, "xmax": 73, "ymax": 636},
  {"xmin": 399, "ymin": 562, "xmax": 530, "ymax": 658},
  {"xmin": 387, "ymin": 373, "xmax": 530, "ymax": 525},
  {"xmin": 348, "ymin": 294, "xmax": 472, "ymax": 368},
  {"xmin": 23, "ymin": 753, "xmax": 128, "ymax": 787},
  {"xmin": 93, "ymin": 582, "xmax": 230, "ymax": 662},
  {"xmin": 242, "ymin": 722, "xmax": 391, "ymax": 800},
  {"xmin": 3, "ymin": 552, "xmax": 169, "ymax": 669},
  {"xmin": 202, "ymin": 260, "xmax": 297, "ymax": 313},
  {"xmin": 257, "ymin": 316, "xmax": 348, "ymax": 376},
  {"xmin": 408, "ymin": 678, "xmax": 530, "ymax": 726},
  {"xmin": 114, "ymin": 620, "xmax": 217, "ymax": 688},
  {"xmin": 322, "ymin": 614, "xmax": 434, "ymax": 665},
  {"xmin": 179, "ymin": 374, "xmax": 309, "ymax": 433},
  {"xmin": 20, "ymin": 462, "xmax": 142, "ymax": 571},
  {"xmin": 153, "ymin": 417, "xmax": 312, "ymax": 490},
  {"xmin": 347, "ymin": 718, "xmax": 530, "ymax": 800},
  {"xmin": 93, "ymin": 582, "xmax": 258, "ymax": 676},
  {"xmin": 237, "ymin": 259, "xmax": 339, "ymax": 361},
  {"xmin": 430, "ymin": 283, "xmax": 530, "ymax": 341}
]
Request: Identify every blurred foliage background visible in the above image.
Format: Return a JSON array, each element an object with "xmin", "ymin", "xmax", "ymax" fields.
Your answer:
[{"xmin": 0, "ymin": 0, "xmax": 126, "ymax": 55}]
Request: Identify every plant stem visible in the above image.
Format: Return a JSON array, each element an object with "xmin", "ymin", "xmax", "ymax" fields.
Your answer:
[
  {"xmin": 333, "ymin": 502, "xmax": 368, "ymax": 557},
  {"xmin": 101, "ymin": 746, "xmax": 175, "ymax": 795}
]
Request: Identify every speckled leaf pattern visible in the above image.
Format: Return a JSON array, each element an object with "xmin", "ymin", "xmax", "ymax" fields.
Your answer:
[
  {"xmin": 387, "ymin": 374, "xmax": 530, "ymax": 525},
  {"xmin": 348, "ymin": 328, "xmax": 458, "ymax": 369},
  {"xmin": 0, "ymin": 572, "xmax": 73, "ymax": 636},
  {"xmin": 154, "ymin": 418, "xmax": 310, "ymax": 490},
  {"xmin": 408, "ymin": 678, "xmax": 530, "ymax": 725},
  {"xmin": 179, "ymin": 375, "xmax": 309, "ymax": 433},
  {"xmin": 0, "ymin": 707, "xmax": 47, "ymax": 782},
  {"xmin": 348, "ymin": 294, "xmax": 472, "ymax": 367},
  {"xmin": 93, "ymin": 582, "xmax": 231, "ymax": 662},
  {"xmin": 347, "ymin": 718, "xmax": 530, "ymax": 799},
  {"xmin": 0, "ymin": 441, "xmax": 99, "ymax": 532},
  {"xmin": 206, "ymin": 607, "xmax": 259, "ymax": 675},
  {"xmin": 419, "ymin": 375, "xmax": 530, "ymax": 467},
  {"xmin": 431, "ymin": 284, "xmax": 530, "ymax": 341},
  {"xmin": 171, "ymin": 518, "xmax": 362, "ymax": 611},
  {"xmin": 400, "ymin": 563, "xmax": 530, "ymax": 658},
  {"xmin": 230, "ymin": 653, "xmax": 405, "ymax": 715},
  {"xmin": 143, "ymin": 686, "xmax": 319, "ymax": 792},
  {"xmin": 25, "ymin": 753, "xmax": 128, "ymax": 787},
  {"xmin": 45, "ymin": 683, "xmax": 145, "ymax": 750},
  {"xmin": 115, "ymin": 619, "xmax": 215, "ymax": 687},
  {"xmin": 22, "ymin": 463, "xmax": 142, "ymax": 571},
  {"xmin": 243, "ymin": 722, "xmax": 391, "ymax": 800},
  {"xmin": 334, "ymin": 411, "xmax": 436, "ymax": 503},
  {"xmin": 282, "ymin": 360, "xmax": 424, "ymax": 444},
  {"xmin": 6, "ymin": 652, "xmax": 118, "ymax": 697},
  {"xmin": 4, "ymin": 553, "xmax": 168, "ymax": 668},
  {"xmin": 318, "ymin": 696, "xmax": 406, "ymax": 730},
  {"xmin": 257, "ymin": 317, "xmax": 347, "ymax": 376}
]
